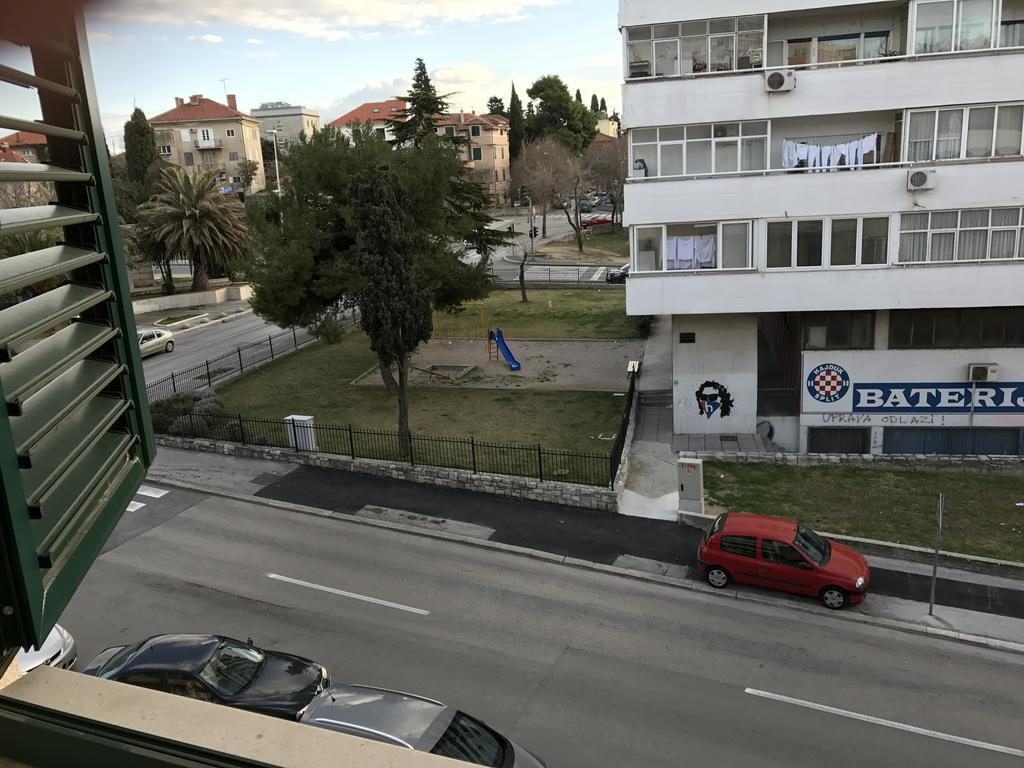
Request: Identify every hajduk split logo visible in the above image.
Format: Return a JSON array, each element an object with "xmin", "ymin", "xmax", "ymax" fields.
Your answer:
[{"xmin": 807, "ymin": 363, "xmax": 851, "ymax": 404}]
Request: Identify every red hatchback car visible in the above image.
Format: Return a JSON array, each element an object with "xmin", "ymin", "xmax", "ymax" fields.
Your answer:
[{"xmin": 697, "ymin": 513, "xmax": 870, "ymax": 609}]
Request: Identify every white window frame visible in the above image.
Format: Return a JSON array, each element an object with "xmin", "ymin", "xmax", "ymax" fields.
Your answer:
[
  {"xmin": 898, "ymin": 207, "xmax": 1024, "ymax": 263},
  {"xmin": 226, "ymin": 129, "xmax": 236, "ymax": 138},
  {"xmin": 624, "ymin": 15, "xmax": 767, "ymax": 80},
  {"xmin": 827, "ymin": 217, "xmax": 892, "ymax": 267},
  {"xmin": 767, "ymin": 30, "xmax": 893, "ymax": 65},
  {"xmin": 199, "ymin": 128, "xmax": 213, "ymax": 142},
  {"xmin": 631, "ymin": 221, "xmax": 754, "ymax": 272},
  {"xmin": 157, "ymin": 145, "xmax": 172, "ymax": 156},
  {"xmin": 471, "ymin": 125, "xmax": 482, "ymax": 137},
  {"xmin": 910, "ymin": 0, "xmax": 1000, "ymax": 54},
  {"xmin": 767, "ymin": 215, "xmax": 894, "ymax": 270},
  {"xmin": 903, "ymin": 101, "xmax": 1024, "ymax": 161},
  {"xmin": 629, "ymin": 121, "xmax": 770, "ymax": 179},
  {"xmin": 471, "ymin": 147, "xmax": 483, "ymax": 161}
]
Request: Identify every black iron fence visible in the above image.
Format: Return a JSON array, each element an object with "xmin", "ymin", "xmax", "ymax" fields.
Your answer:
[
  {"xmin": 156, "ymin": 409, "xmax": 613, "ymax": 488},
  {"xmin": 608, "ymin": 371, "xmax": 638, "ymax": 484},
  {"xmin": 493, "ymin": 267, "xmax": 627, "ymax": 288},
  {"xmin": 145, "ymin": 327, "xmax": 318, "ymax": 402}
]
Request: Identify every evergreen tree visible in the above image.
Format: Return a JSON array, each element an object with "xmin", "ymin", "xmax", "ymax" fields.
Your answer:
[
  {"xmin": 392, "ymin": 58, "xmax": 448, "ymax": 146},
  {"xmin": 526, "ymin": 75, "xmax": 598, "ymax": 152},
  {"xmin": 124, "ymin": 107, "xmax": 157, "ymax": 185},
  {"xmin": 590, "ymin": 94, "xmax": 600, "ymax": 112},
  {"xmin": 574, "ymin": 88, "xmax": 583, "ymax": 104},
  {"xmin": 599, "ymin": 97, "xmax": 608, "ymax": 113},
  {"xmin": 508, "ymin": 83, "xmax": 525, "ymax": 161},
  {"xmin": 486, "ymin": 96, "xmax": 506, "ymax": 116}
]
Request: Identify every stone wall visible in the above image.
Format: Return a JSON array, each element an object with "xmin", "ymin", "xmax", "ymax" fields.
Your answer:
[
  {"xmin": 680, "ymin": 450, "xmax": 1024, "ymax": 473},
  {"xmin": 156, "ymin": 436, "xmax": 617, "ymax": 512}
]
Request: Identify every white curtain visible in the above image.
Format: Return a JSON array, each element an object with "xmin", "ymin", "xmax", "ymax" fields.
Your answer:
[
  {"xmin": 899, "ymin": 232, "xmax": 928, "ymax": 262},
  {"xmin": 957, "ymin": 230, "xmax": 989, "ymax": 260}
]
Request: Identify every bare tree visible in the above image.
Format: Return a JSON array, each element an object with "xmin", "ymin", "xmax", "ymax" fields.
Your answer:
[
  {"xmin": 586, "ymin": 136, "xmax": 628, "ymax": 227},
  {"xmin": 514, "ymin": 137, "xmax": 593, "ymax": 253},
  {"xmin": 517, "ymin": 244, "xmax": 531, "ymax": 302}
]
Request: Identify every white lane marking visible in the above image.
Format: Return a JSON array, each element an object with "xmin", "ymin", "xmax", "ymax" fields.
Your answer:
[
  {"xmin": 126, "ymin": 501, "xmax": 146, "ymax": 512},
  {"xmin": 590, "ymin": 268, "xmax": 607, "ymax": 282},
  {"xmin": 744, "ymin": 688, "xmax": 1024, "ymax": 758},
  {"xmin": 267, "ymin": 573, "xmax": 430, "ymax": 616},
  {"xmin": 137, "ymin": 485, "xmax": 169, "ymax": 499}
]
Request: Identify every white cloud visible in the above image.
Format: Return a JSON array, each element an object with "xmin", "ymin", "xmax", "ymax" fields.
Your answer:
[
  {"xmin": 189, "ymin": 33, "xmax": 223, "ymax": 43},
  {"xmin": 245, "ymin": 37, "xmax": 264, "ymax": 44},
  {"xmin": 88, "ymin": 31, "xmax": 113, "ymax": 42},
  {"xmin": 98, "ymin": 0, "xmax": 560, "ymax": 40},
  {"xmin": 243, "ymin": 51, "xmax": 278, "ymax": 60},
  {"xmin": 491, "ymin": 14, "xmax": 528, "ymax": 24}
]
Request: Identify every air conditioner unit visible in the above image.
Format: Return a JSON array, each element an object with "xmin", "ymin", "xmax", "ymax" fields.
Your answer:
[
  {"xmin": 968, "ymin": 363, "xmax": 999, "ymax": 382},
  {"xmin": 908, "ymin": 168, "xmax": 937, "ymax": 191},
  {"xmin": 764, "ymin": 70, "xmax": 796, "ymax": 93}
]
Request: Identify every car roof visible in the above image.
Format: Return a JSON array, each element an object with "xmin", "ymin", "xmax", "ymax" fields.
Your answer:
[
  {"xmin": 121, "ymin": 634, "xmax": 223, "ymax": 675},
  {"xmin": 721, "ymin": 512, "xmax": 797, "ymax": 539},
  {"xmin": 302, "ymin": 684, "xmax": 452, "ymax": 751}
]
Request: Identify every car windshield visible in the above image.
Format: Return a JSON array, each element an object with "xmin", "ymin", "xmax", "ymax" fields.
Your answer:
[
  {"xmin": 98, "ymin": 643, "xmax": 141, "ymax": 678},
  {"xmin": 430, "ymin": 712, "xmax": 506, "ymax": 767},
  {"xmin": 198, "ymin": 641, "xmax": 265, "ymax": 697},
  {"xmin": 793, "ymin": 524, "xmax": 830, "ymax": 565}
]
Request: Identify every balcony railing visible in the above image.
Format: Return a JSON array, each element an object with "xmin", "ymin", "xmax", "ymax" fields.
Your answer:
[{"xmin": 192, "ymin": 139, "xmax": 223, "ymax": 149}]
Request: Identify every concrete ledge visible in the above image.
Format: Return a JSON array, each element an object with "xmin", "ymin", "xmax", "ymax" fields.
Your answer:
[
  {"xmin": 680, "ymin": 450, "xmax": 1024, "ymax": 473},
  {"xmin": 154, "ymin": 436, "xmax": 616, "ymax": 513},
  {"xmin": 132, "ymin": 284, "xmax": 250, "ymax": 314},
  {"xmin": 146, "ymin": 474, "xmax": 1024, "ymax": 657},
  {"xmin": 677, "ymin": 510, "xmax": 1024, "ymax": 580}
]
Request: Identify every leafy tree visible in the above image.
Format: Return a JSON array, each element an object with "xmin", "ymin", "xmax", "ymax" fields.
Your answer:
[
  {"xmin": 261, "ymin": 137, "xmax": 281, "ymax": 188},
  {"xmin": 136, "ymin": 167, "xmax": 250, "ymax": 292},
  {"xmin": 486, "ymin": 96, "xmax": 505, "ymax": 116},
  {"xmin": 508, "ymin": 83, "xmax": 525, "ymax": 161},
  {"xmin": 349, "ymin": 163, "xmax": 432, "ymax": 452},
  {"xmin": 124, "ymin": 108, "xmax": 157, "ymax": 185},
  {"xmin": 590, "ymin": 94, "xmax": 600, "ymax": 113},
  {"xmin": 599, "ymin": 97, "xmax": 608, "ymax": 114},
  {"xmin": 392, "ymin": 58, "xmax": 448, "ymax": 146},
  {"xmin": 238, "ymin": 158, "xmax": 260, "ymax": 193},
  {"xmin": 525, "ymin": 76, "xmax": 598, "ymax": 152},
  {"xmin": 574, "ymin": 88, "xmax": 583, "ymax": 104}
]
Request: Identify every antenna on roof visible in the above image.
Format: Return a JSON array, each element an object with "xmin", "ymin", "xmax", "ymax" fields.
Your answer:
[{"xmin": 220, "ymin": 78, "xmax": 230, "ymax": 98}]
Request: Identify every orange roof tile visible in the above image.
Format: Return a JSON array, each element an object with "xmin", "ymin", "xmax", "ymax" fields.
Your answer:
[
  {"xmin": 1, "ymin": 130, "xmax": 47, "ymax": 146},
  {"xmin": 0, "ymin": 145, "xmax": 31, "ymax": 163},
  {"xmin": 329, "ymin": 100, "xmax": 407, "ymax": 127},
  {"xmin": 150, "ymin": 96, "xmax": 252, "ymax": 123}
]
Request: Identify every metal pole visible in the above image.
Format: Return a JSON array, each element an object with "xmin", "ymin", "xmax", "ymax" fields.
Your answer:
[
  {"xmin": 268, "ymin": 334, "xmax": 274, "ymax": 359},
  {"xmin": 471, "ymin": 436, "xmax": 477, "ymax": 474},
  {"xmin": 292, "ymin": 327, "xmax": 298, "ymax": 347},
  {"xmin": 170, "ymin": 371, "xmax": 176, "ymax": 393},
  {"xmin": 205, "ymin": 359, "xmax": 212, "ymax": 384},
  {"xmin": 929, "ymin": 493, "xmax": 945, "ymax": 616},
  {"xmin": 537, "ymin": 444, "xmax": 544, "ymax": 481},
  {"xmin": 348, "ymin": 424, "xmax": 355, "ymax": 458},
  {"xmin": 237, "ymin": 347, "xmax": 244, "ymax": 373},
  {"xmin": 238, "ymin": 414, "xmax": 246, "ymax": 445}
]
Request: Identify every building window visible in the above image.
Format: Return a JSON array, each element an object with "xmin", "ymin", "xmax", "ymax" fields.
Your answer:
[
  {"xmin": 899, "ymin": 208, "xmax": 1023, "ymax": 262},
  {"xmin": 158, "ymin": 145, "xmax": 172, "ymax": 156},
  {"xmin": 808, "ymin": 428, "xmax": 871, "ymax": 454},
  {"xmin": 630, "ymin": 121, "xmax": 766, "ymax": 178},
  {"xmin": 229, "ymin": 176, "xmax": 241, "ymax": 184},
  {"xmin": 890, "ymin": 307, "xmax": 1024, "ymax": 348},
  {"xmin": 445, "ymin": 126, "xmax": 455, "ymax": 138},
  {"xmin": 626, "ymin": 15, "xmax": 765, "ymax": 78},
  {"xmin": 767, "ymin": 219, "xmax": 823, "ymax": 268},
  {"xmin": 226, "ymin": 129, "xmax": 236, "ymax": 137},
  {"xmin": 199, "ymin": 128, "xmax": 213, "ymax": 142},
  {"xmin": 500, "ymin": 147, "xmax": 505, "ymax": 159},
  {"xmin": 633, "ymin": 221, "xmax": 752, "ymax": 272},
  {"xmin": 471, "ymin": 125, "xmax": 481, "ymax": 137},
  {"xmin": 229, "ymin": 151, "xmax": 239, "ymax": 161},
  {"xmin": 767, "ymin": 31, "xmax": 891, "ymax": 66},
  {"xmin": 183, "ymin": 152, "xmax": 194, "ymax": 167},
  {"xmin": 913, "ymin": 0, "xmax": 998, "ymax": 53},
  {"xmin": 907, "ymin": 103, "xmax": 1023, "ymax": 161},
  {"xmin": 830, "ymin": 217, "xmax": 890, "ymax": 266},
  {"xmin": 372, "ymin": 107, "xmax": 381, "ymax": 113},
  {"xmin": 803, "ymin": 312, "xmax": 875, "ymax": 350},
  {"xmin": 180, "ymin": 128, "xmax": 191, "ymax": 141},
  {"xmin": 471, "ymin": 147, "xmax": 483, "ymax": 161}
]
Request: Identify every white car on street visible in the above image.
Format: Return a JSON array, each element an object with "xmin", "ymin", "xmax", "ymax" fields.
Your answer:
[
  {"xmin": 137, "ymin": 327, "xmax": 175, "ymax": 357},
  {"xmin": 15, "ymin": 624, "xmax": 77, "ymax": 672}
]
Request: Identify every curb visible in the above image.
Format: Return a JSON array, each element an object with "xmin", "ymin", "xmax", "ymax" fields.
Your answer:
[
  {"xmin": 166, "ymin": 308, "xmax": 254, "ymax": 336},
  {"xmin": 146, "ymin": 472, "xmax": 1024, "ymax": 658},
  {"xmin": 154, "ymin": 312, "xmax": 209, "ymax": 329}
]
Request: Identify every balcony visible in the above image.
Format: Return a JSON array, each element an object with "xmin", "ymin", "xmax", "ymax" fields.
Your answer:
[{"xmin": 192, "ymin": 138, "xmax": 223, "ymax": 149}]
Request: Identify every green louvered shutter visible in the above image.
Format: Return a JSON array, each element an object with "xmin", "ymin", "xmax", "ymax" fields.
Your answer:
[{"xmin": 0, "ymin": 13, "xmax": 155, "ymax": 655}]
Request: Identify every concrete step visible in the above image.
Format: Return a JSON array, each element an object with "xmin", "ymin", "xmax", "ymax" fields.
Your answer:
[{"xmin": 639, "ymin": 390, "xmax": 673, "ymax": 406}]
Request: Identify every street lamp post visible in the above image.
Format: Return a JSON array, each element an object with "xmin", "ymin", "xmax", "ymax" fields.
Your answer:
[{"xmin": 265, "ymin": 127, "xmax": 281, "ymax": 195}]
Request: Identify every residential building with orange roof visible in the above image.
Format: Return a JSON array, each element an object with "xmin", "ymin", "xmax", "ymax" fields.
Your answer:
[
  {"xmin": 433, "ymin": 112, "xmax": 511, "ymax": 203},
  {"xmin": 329, "ymin": 99, "xmax": 407, "ymax": 141},
  {"xmin": 0, "ymin": 131, "xmax": 47, "ymax": 163},
  {"xmin": 148, "ymin": 94, "xmax": 265, "ymax": 193}
]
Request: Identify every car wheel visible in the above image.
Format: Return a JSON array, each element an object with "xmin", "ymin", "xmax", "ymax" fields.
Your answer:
[
  {"xmin": 165, "ymin": 340, "xmax": 174, "ymax": 353},
  {"xmin": 705, "ymin": 566, "xmax": 730, "ymax": 589},
  {"xmin": 820, "ymin": 586, "xmax": 848, "ymax": 610}
]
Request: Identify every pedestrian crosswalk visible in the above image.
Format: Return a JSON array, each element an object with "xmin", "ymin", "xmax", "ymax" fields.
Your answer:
[{"xmin": 126, "ymin": 484, "xmax": 170, "ymax": 513}]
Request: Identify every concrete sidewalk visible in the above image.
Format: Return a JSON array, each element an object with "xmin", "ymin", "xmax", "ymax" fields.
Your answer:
[
  {"xmin": 150, "ymin": 445, "xmax": 1024, "ymax": 633},
  {"xmin": 134, "ymin": 299, "xmax": 253, "ymax": 333}
]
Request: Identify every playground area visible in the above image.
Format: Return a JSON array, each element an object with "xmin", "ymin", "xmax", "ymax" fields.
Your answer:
[{"xmin": 352, "ymin": 337, "xmax": 643, "ymax": 391}]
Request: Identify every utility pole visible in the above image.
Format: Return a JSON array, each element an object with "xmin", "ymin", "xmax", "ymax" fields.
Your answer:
[
  {"xmin": 928, "ymin": 493, "xmax": 945, "ymax": 616},
  {"xmin": 219, "ymin": 77, "xmax": 230, "ymax": 99}
]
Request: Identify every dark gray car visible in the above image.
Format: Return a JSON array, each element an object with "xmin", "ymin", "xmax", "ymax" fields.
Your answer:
[{"xmin": 300, "ymin": 684, "xmax": 547, "ymax": 767}]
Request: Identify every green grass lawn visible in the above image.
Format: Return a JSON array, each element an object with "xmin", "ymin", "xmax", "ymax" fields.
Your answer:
[
  {"xmin": 537, "ymin": 231, "xmax": 629, "ymax": 265},
  {"xmin": 705, "ymin": 462, "xmax": 1024, "ymax": 562},
  {"xmin": 470, "ymin": 288, "xmax": 636, "ymax": 340},
  {"xmin": 217, "ymin": 332, "xmax": 622, "ymax": 452}
]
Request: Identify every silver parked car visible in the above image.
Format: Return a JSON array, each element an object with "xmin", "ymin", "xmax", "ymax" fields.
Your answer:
[
  {"xmin": 15, "ymin": 624, "xmax": 76, "ymax": 672},
  {"xmin": 300, "ymin": 684, "xmax": 547, "ymax": 767},
  {"xmin": 137, "ymin": 327, "xmax": 175, "ymax": 357}
]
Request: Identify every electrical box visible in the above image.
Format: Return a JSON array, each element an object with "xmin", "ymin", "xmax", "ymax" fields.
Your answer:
[
  {"xmin": 677, "ymin": 457, "xmax": 705, "ymax": 515},
  {"xmin": 285, "ymin": 415, "xmax": 318, "ymax": 452}
]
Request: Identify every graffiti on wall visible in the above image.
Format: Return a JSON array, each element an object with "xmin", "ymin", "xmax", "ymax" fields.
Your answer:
[{"xmin": 696, "ymin": 381, "xmax": 734, "ymax": 420}]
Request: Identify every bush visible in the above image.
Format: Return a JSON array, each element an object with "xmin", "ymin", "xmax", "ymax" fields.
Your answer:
[
  {"xmin": 631, "ymin": 315, "xmax": 654, "ymax": 339},
  {"xmin": 168, "ymin": 414, "xmax": 200, "ymax": 437},
  {"xmin": 191, "ymin": 398, "xmax": 225, "ymax": 422},
  {"xmin": 150, "ymin": 395, "xmax": 193, "ymax": 433}
]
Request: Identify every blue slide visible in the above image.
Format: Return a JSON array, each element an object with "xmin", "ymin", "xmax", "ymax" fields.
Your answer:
[{"xmin": 489, "ymin": 328, "xmax": 522, "ymax": 372}]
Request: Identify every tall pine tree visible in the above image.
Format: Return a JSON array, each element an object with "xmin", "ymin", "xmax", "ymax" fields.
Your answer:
[
  {"xmin": 508, "ymin": 83, "xmax": 525, "ymax": 161},
  {"xmin": 599, "ymin": 97, "xmax": 608, "ymax": 113},
  {"xmin": 590, "ymin": 94, "xmax": 600, "ymax": 112},
  {"xmin": 486, "ymin": 96, "xmax": 505, "ymax": 116},
  {"xmin": 392, "ymin": 58, "xmax": 448, "ymax": 146},
  {"xmin": 574, "ymin": 88, "xmax": 583, "ymax": 104},
  {"xmin": 124, "ymin": 107, "xmax": 157, "ymax": 185}
]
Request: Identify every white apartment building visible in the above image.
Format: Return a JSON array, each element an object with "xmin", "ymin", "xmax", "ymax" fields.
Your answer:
[
  {"xmin": 620, "ymin": 0, "xmax": 1024, "ymax": 455},
  {"xmin": 250, "ymin": 102, "xmax": 321, "ymax": 145}
]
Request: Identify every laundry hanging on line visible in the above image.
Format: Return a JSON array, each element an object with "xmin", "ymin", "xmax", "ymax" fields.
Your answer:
[
  {"xmin": 782, "ymin": 133, "xmax": 879, "ymax": 171},
  {"xmin": 667, "ymin": 235, "xmax": 717, "ymax": 270}
]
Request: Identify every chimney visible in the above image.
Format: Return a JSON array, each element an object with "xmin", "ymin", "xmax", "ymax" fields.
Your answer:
[
  {"xmin": 189, "ymin": 94, "xmax": 201, "ymax": 106},
  {"xmin": 175, "ymin": 97, "xmax": 184, "ymax": 108},
  {"xmin": 459, "ymin": 110, "xmax": 465, "ymax": 125},
  {"xmin": 226, "ymin": 94, "xmax": 237, "ymax": 111}
]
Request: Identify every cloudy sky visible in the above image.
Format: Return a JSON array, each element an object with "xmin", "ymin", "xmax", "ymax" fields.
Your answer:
[{"xmin": 1, "ymin": 0, "xmax": 622, "ymax": 151}]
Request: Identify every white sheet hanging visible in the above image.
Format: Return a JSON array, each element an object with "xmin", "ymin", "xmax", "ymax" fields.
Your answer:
[
  {"xmin": 782, "ymin": 140, "xmax": 800, "ymax": 169},
  {"xmin": 860, "ymin": 134, "xmax": 877, "ymax": 162},
  {"xmin": 676, "ymin": 236, "xmax": 696, "ymax": 269},
  {"xmin": 695, "ymin": 235, "xmax": 717, "ymax": 268}
]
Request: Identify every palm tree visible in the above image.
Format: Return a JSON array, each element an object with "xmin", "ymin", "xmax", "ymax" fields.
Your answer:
[{"xmin": 136, "ymin": 166, "xmax": 249, "ymax": 292}]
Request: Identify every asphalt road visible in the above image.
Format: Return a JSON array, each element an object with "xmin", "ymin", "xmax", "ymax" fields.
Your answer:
[
  {"xmin": 142, "ymin": 312, "xmax": 287, "ymax": 383},
  {"xmin": 62, "ymin": 486, "xmax": 1024, "ymax": 768}
]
